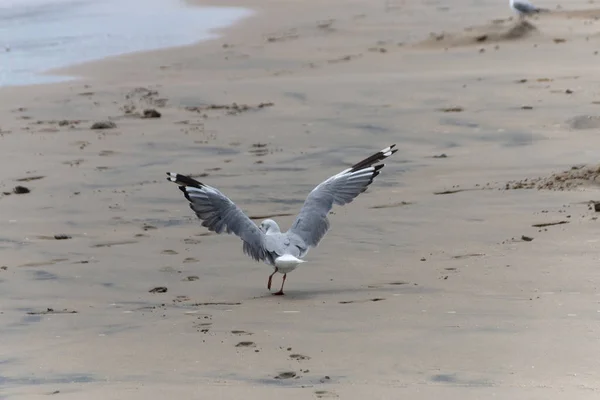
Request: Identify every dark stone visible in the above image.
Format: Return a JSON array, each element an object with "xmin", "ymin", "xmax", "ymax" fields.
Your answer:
[
  {"xmin": 13, "ymin": 186, "xmax": 30, "ymax": 194},
  {"xmin": 143, "ymin": 109, "xmax": 161, "ymax": 118},
  {"xmin": 90, "ymin": 121, "xmax": 116, "ymax": 129}
]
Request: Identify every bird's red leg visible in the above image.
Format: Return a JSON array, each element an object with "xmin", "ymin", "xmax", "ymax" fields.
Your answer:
[
  {"xmin": 267, "ymin": 268, "xmax": 278, "ymax": 290},
  {"xmin": 273, "ymin": 273, "xmax": 287, "ymax": 296}
]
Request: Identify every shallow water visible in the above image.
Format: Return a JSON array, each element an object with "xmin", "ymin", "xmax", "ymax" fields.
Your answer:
[{"xmin": 0, "ymin": 0, "xmax": 251, "ymax": 86}]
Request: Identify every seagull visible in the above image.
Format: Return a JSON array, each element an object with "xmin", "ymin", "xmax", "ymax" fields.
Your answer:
[
  {"xmin": 509, "ymin": 0, "xmax": 548, "ymax": 19},
  {"xmin": 167, "ymin": 144, "xmax": 397, "ymax": 295}
]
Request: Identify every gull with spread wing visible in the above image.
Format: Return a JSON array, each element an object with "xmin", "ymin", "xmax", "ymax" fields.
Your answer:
[
  {"xmin": 167, "ymin": 144, "xmax": 397, "ymax": 295},
  {"xmin": 510, "ymin": 0, "xmax": 548, "ymax": 19}
]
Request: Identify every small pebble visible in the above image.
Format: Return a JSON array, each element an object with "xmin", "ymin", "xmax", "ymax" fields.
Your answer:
[
  {"xmin": 13, "ymin": 185, "xmax": 30, "ymax": 194},
  {"xmin": 143, "ymin": 109, "xmax": 161, "ymax": 118},
  {"xmin": 90, "ymin": 121, "xmax": 116, "ymax": 130}
]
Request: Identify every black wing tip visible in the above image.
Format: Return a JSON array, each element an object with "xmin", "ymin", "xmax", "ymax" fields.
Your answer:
[
  {"xmin": 166, "ymin": 172, "xmax": 203, "ymax": 188},
  {"xmin": 173, "ymin": 185, "xmax": 195, "ymax": 205},
  {"xmin": 354, "ymin": 164, "xmax": 387, "ymax": 195},
  {"xmin": 349, "ymin": 145, "xmax": 398, "ymax": 172},
  {"xmin": 385, "ymin": 144, "xmax": 398, "ymax": 156},
  {"xmin": 369, "ymin": 168, "xmax": 382, "ymax": 183},
  {"xmin": 179, "ymin": 185, "xmax": 191, "ymax": 199}
]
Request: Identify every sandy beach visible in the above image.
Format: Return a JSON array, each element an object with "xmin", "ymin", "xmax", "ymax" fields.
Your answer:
[{"xmin": 3, "ymin": 0, "xmax": 600, "ymax": 398}]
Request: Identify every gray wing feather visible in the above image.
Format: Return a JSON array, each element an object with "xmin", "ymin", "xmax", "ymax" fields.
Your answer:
[
  {"xmin": 513, "ymin": 1, "xmax": 538, "ymax": 13},
  {"xmin": 167, "ymin": 172, "xmax": 275, "ymax": 264},
  {"xmin": 289, "ymin": 145, "xmax": 397, "ymax": 247}
]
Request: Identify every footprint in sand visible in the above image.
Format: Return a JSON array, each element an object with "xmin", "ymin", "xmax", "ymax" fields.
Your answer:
[
  {"xmin": 91, "ymin": 240, "xmax": 138, "ymax": 248},
  {"xmin": 274, "ymin": 371, "xmax": 296, "ymax": 379},
  {"xmin": 452, "ymin": 253, "xmax": 485, "ymax": 259},
  {"xmin": 327, "ymin": 54, "xmax": 362, "ymax": 64},
  {"xmin": 417, "ymin": 20, "xmax": 537, "ymax": 49},
  {"xmin": 27, "ymin": 308, "xmax": 77, "ymax": 315},
  {"xmin": 161, "ymin": 249, "xmax": 178, "ymax": 255},
  {"xmin": 265, "ymin": 30, "xmax": 299, "ymax": 43},
  {"xmin": 71, "ymin": 140, "xmax": 90, "ymax": 150},
  {"xmin": 63, "ymin": 159, "xmax": 85, "ymax": 166},
  {"xmin": 18, "ymin": 258, "xmax": 69, "ymax": 267},
  {"xmin": 159, "ymin": 266, "xmax": 181, "ymax": 274},
  {"xmin": 173, "ymin": 295, "xmax": 190, "ymax": 303},
  {"xmin": 15, "ymin": 175, "xmax": 45, "ymax": 182},
  {"xmin": 339, "ymin": 298, "xmax": 385, "ymax": 304},
  {"xmin": 316, "ymin": 19, "xmax": 334, "ymax": 30},
  {"xmin": 235, "ymin": 341, "xmax": 256, "ymax": 348},
  {"xmin": 289, "ymin": 354, "xmax": 311, "ymax": 361},
  {"xmin": 369, "ymin": 201, "xmax": 412, "ymax": 209},
  {"xmin": 315, "ymin": 390, "xmax": 338, "ymax": 398},
  {"xmin": 249, "ymin": 143, "xmax": 269, "ymax": 157},
  {"xmin": 231, "ymin": 330, "xmax": 253, "ymax": 336},
  {"xmin": 191, "ymin": 302, "xmax": 241, "ymax": 306},
  {"xmin": 367, "ymin": 281, "xmax": 408, "ymax": 288},
  {"xmin": 36, "ymin": 234, "xmax": 72, "ymax": 240}
]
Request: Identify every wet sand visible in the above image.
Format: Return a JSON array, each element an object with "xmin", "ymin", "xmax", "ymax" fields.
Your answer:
[{"xmin": 2, "ymin": 0, "xmax": 600, "ymax": 398}]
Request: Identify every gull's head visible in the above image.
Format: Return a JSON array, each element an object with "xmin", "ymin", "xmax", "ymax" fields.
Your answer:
[{"xmin": 260, "ymin": 219, "xmax": 280, "ymax": 234}]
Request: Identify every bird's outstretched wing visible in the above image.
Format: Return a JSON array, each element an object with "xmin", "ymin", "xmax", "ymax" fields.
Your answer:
[
  {"xmin": 513, "ymin": 0, "xmax": 540, "ymax": 13},
  {"xmin": 167, "ymin": 172, "xmax": 274, "ymax": 264},
  {"xmin": 288, "ymin": 144, "xmax": 397, "ymax": 248}
]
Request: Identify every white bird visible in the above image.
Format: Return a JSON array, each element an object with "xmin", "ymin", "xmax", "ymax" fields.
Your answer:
[
  {"xmin": 167, "ymin": 144, "xmax": 397, "ymax": 295},
  {"xmin": 510, "ymin": 0, "xmax": 548, "ymax": 19}
]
